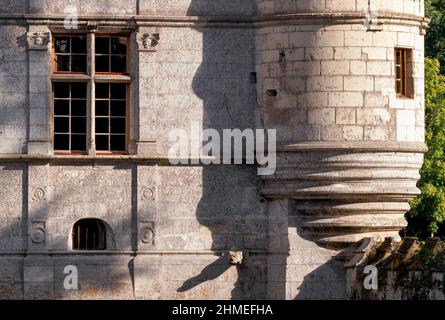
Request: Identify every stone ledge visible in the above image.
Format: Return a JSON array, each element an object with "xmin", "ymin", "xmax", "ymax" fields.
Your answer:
[
  {"xmin": 0, "ymin": 13, "xmax": 429, "ymax": 29},
  {"xmin": 278, "ymin": 141, "xmax": 428, "ymax": 153}
]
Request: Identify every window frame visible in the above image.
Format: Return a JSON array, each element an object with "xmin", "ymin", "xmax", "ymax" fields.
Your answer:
[
  {"xmin": 51, "ymin": 32, "xmax": 131, "ymax": 155},
  {"xmin": 394, "ymin": 48, "xmax": 414, "ymax": 99}
]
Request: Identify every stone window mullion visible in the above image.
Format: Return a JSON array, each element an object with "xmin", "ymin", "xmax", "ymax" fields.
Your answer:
[{"xmin": 88, "ymin": 31, "xmax": 96, "ymax": 155}]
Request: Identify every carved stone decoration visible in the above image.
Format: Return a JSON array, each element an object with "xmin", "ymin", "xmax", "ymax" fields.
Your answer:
[
  {"xmin": 32, "ymin": 187, "xmax": 46, "ymax": 202},
  {"xmin": 137, "ymin": 33, "xmax": 160, "ymax": 51},
  {"xmin": 87, "ymin": 21, "xmax": 98, "ymax": 33},
  {"xmin": 420, "ymin": 20, "xmax": 429, "ymax": 35},
  {"xmin": 141, "ymin": 187, "xmax": 154, "ymax": 200},
  {"xmin": 27, "ymin": 32, "xmax": 50, "ymax": 50},
  {"xmin": 229, "ymin": 251, "xmax": 244, "ymax": 265},
  {"xmin": 140, "ymin": 221, "xmax": 155, "ymax": 245},
  {"xmin": 30, "ymin": 221, "xmax": 46, "ymax": 244}
]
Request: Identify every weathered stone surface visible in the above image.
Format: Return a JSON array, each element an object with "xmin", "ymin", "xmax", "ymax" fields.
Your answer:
[{"xmin": 0, "ymin": 0, "xmax": 427, "ymax": 300}]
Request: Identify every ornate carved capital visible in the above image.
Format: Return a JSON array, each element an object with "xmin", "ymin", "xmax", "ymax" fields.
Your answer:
[
  {"xmin": 87, "ymin": 21, "xmax": 98, "ymax": 33},
  {"xmin": 27, "ymin": 32, "xmax": 50, "ymax": 51},
  {"xmin": 137, "ymin": 33, "xmax": 160, "ymax": 52}
]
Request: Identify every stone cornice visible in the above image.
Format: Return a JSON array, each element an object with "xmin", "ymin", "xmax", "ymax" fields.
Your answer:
[{"xmin": 0, "ymin": 13, "xmax": 430, "ymax": 29}]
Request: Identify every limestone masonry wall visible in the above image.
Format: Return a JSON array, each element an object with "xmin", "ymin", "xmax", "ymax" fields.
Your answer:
[{"xmin": 0, "ymin": 0, "xmax": 428, "ymax": 299}]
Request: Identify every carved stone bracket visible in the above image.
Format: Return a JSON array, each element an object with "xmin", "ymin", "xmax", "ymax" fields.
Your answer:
[
  {"xmin": 420, "ymin": 19, "xmax": 429, "ymax": 35},
  {"xmin": 27, "ymin": 32, "xmax": 50, "ymax": 50},
  {"xmin": 137, "ymin": 33, "xmax": 160, "ymax": 52}
]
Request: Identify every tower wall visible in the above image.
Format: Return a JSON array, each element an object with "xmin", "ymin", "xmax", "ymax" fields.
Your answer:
[
  {"xmin": 0, "ymin": 0, "xmax": 427, "ymax": 300},
  {"xmin": 255, "ymin": 0, "xmax": 427, "ymax": 298}
]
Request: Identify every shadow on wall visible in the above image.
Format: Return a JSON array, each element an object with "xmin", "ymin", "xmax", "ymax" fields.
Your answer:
[
  {"xmin": 177, "ymin": 1, "xmax": 349, "ymax": 300},
  {"xmin": 0, "ymin": 163, "xmax": 139, "ymax": 300},
  {"xmin": 176, "ymin": 0, "xmax": 271, "ymax": 300}
]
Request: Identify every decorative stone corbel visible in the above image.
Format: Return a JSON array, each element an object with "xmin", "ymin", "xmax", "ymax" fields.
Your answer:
[
  {"xmin": 137, "ymin": 32, "xmax": 160, "ymax": 52},
  {"xmin": 420, "ymin": 19, "xmax": 430, "ymax": 35},
  {"xmin": 27, "ymin": 32, "xmax": 50, "ymax": 50},
  {"xmin": 229, "ymin": 251, "xmax": 244, "ymax": 265}
]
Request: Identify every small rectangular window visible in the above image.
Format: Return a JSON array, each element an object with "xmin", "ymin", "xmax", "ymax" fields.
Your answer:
[{"xmin": 395, "ymin": 48, "xmax": 414, "ymax": 98}]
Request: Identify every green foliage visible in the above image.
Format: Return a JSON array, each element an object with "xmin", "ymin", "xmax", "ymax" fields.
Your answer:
[
  {"xmin": 425, "ymin": 0, "xmax": 445, "ymax": 73},
  {"xmin": 406, "ymin": 0, "xmax": 445, "ymax": 238},
  {"xmin": 407, "ymin": 58, "xmax": 445, "ymax": 237}
]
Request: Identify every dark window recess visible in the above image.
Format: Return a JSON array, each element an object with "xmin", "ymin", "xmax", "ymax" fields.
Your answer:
[
  {"xmin": 54, "ymin": 36, "xmax": 87, "ymax": 73},
  {"xmin": 72, "ymin": 219, "xmax": 106, "ymax": 250},
  {"xmin": 395, "ymin": 48, "xmax": 414, "ymax": 98},
  {"xmin": 95, "ymin": 37, "xmax": 127, "ymax": 73},
  {"xmin": 95, "ymin": 83, "xmax": 127, "ymax": 152},
  {"xmin": 53, "ymin": 82, "xmax": 87, "ymax": 152}
]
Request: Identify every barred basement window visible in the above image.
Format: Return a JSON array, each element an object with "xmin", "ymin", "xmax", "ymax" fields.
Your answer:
[
  {"xmin": 395, "ymin": 48, "xmax": 414, "ymax": 98},
  {"xmin": 52, "ymin": 34, "xmax": 130, "ymax": 154},
  {"xmin": 72, "ymin": 219, "xmax": 106, "ymax": 250}
]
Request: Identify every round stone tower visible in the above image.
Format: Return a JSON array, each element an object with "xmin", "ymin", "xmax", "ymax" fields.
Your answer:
[
  {"xmin": 255, "ymin": 0, "xmax": 428, "ymax": 299},
  {"xmin": 256, "ymin": 0, "xmax": 427, "ymax": 246}
]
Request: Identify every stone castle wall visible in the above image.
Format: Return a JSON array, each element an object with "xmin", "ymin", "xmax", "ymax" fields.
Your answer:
[{"xmin": 0, "ymin": 0, "xmax": 427, "ymax": 299}]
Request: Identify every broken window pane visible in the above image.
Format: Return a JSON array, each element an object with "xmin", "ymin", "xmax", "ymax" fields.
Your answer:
[
  {"xmin": 55, "ymin": 37, "xmax": 70, "ymax": 53},
  {"xmin": 54, "ymin": 36, "xmax": 86, "ymax": 73}
]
